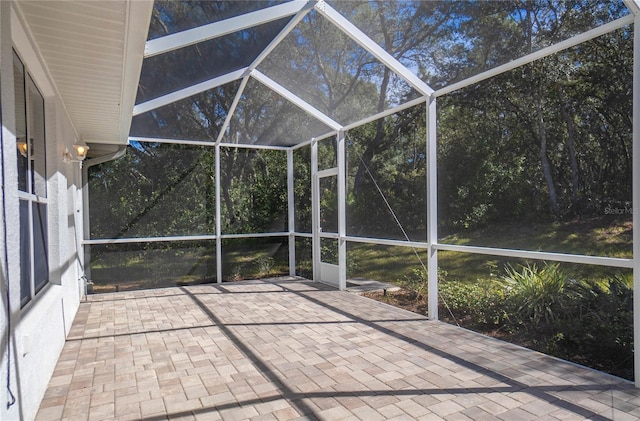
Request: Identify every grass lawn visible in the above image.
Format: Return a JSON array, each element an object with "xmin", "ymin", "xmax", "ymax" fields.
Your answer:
[
  {"xmin": 352, "ymin": 216, "xmax": 634, "ymax": 381},
  {"xmin": 346, "ymin": 216, "xmax": 632, "ymax": 285},
  {"xmin": 89, "ymin": 216, "xmax": 632, "ymax": 293},
  {"xmin": 90, "ymin": 240, "xmax": 290, "ymax": 293}
]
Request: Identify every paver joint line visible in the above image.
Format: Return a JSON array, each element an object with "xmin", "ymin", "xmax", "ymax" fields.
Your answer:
[{"xmin": 34, "ymin": 278, "xmax": 640, "ymax": 421}]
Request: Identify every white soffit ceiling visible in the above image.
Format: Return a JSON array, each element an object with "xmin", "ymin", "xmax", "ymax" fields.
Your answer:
[{"xmin": 17, "ymin": 0, "xmax": 153, "ymax": 145}]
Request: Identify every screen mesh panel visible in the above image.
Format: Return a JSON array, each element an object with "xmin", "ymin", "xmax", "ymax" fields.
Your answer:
[
  {"xmin": 328, "ymin": 0, "xmax": 631, "ymax": 90},
  {"xmin": 89, "ymin": 142, "xmax": 216, "ymax": 239},
  {"xmin": 88, "ymin": 241, "xmax": 217, "ymax": 292},
  {"xmin": 258, "ymin": 9, "xmax": 420, "ymax": 127},
  {"xmin": 437, "ymin": 27, "xmax": 632, "ymax": 258},
  {"xmin": 346, "ymin": 103, "xmax": 427, "ymax": 242}
]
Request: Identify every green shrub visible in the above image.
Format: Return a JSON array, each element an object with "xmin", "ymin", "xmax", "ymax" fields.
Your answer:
[
  {"xmin": 502, "ymin": 262, "xmax": 573, "ymax": 326},
  {"xmin": 437, "ymin": 263, "xmax": 632, "ymax": 379},
  {"xmin": 400, "ymin": 267, "xmax": 455, "ymax": 304},
  {"xmin": 396, "ymin": 263, "xmax": 633, "ymax": 379},
  {"xmin": 257, "ymin": 256, "xmax": 274, "ymax": 277},
  {"xmin": 402, "ymin": 268, "xmax": 513, "ymax": 328},
  {"xmin": 439, "ymin": 280, "xmax": 514, "ymax": 327},
  {"xmin": 553, "ymin": 275, "xmax": 633, "ymax": 378}
]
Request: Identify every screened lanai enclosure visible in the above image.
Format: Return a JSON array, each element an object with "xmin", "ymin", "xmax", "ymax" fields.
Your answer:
[{"xmin": 84, "ymin": 0, "xmax": 640, "ymax": 381}]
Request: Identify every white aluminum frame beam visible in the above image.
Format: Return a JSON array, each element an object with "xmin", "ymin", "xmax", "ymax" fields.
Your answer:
[
  {"xmin": 83, "ymin": 235, "xmax": 218, "ymax": 245},
  {"xmin": 83, "ymin": 233, "xmax": 288, "ymax": 245},
  {"xmin": 318, "ymin": 232, "xmax": 339, "ymax": 240},
  {"xmin": 292, "ymin": 96, "xmax": 427, "ymax": 150},
  {"xmin": 216, "ymin": 2, "xmax": 315, "ymax": 145},
  {"xmin": 623, "ymin": 0, "xmax": 640, "ymax": 15},
  {"xmin": 342, "ymin": 96, "xmax": 427, "ymax": 131},
  {"xmin": 435, "ymin": 15, "xmax": 634, "ymax": 98},
  {"xmin": 632, "ymin": 11, "xmax": 640, "ymax": 387},
  {"xmin": 251, "ymin": 69, "xmax": 343, "ymax": 131},
  {"xmin": 311, "ymin": 138, "xmax": 320, "ymax": 281},
  {"xmin": 218, "ymin": 142, "xmax": 290, "ymax": 151},
  {"xmin": 435, "ymin": 244, "xmax": 634, "ymax": 269},
  {"xmin": 345, "ymin": 236, "xmax": 429, "ymax": 249},
  {"xmin": 337, "ymin": 130, "xmax": 347, "ymax": 291},
  {"xmin": 130, "ymin": 136, "xmax": 290, "ymax": 151},
  {"xmin": 220, "ymin": 232, "xmax": 289, "ymax": 239},
  {"xmin": 248, "ymin": 0, "xmax": 316, "ymax": 71},
  {"xmin": 130, "ymin": 136, "xmax": 217, "ymax": 147},
  {"xmin": 80, "ymin": 232, "xmax": 636, "ymax": 271},
  {"xmin": 316, "ymin": 167, "xmax": 338, "ymax": 178},
  {"xmin": 215, "ymin": 75, "xmax": 250, "ymax": 145},
  {"xmin": 304, "ymin": 234, "xmax": 636, "ymax": 271},
  {"xmin": 287, "ymin": 149, "xmax": 296, "ymax": 276},
  {"xmin": 292, "ymin": 131, "xmax": 337, "ymax": 150},
  {"xmin": 133, "ymin": 67, "xmax": 247, "ymax": 116},
  {"xmin": 315, "ymin": 1, "xmax": 434, "ymax": 97},
  {"xmin": 136, "ymin": 0, "xmax": 315, "ymax": 138},
  {"xmin": 215, "ymin": 144, "xmax": 222, "ymax": 283},
  {"xmin": 426, "ymin": 97, "xmax": 438, "ymax": 320},
  {"xmin": 144, "ymin": 1, "xmax": 310, "ymax": 58}
]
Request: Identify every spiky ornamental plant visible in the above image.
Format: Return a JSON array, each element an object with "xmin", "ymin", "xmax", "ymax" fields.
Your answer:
[{"xmin": 503, "ymin": 262, "xmax": 573, "ymax": 326}]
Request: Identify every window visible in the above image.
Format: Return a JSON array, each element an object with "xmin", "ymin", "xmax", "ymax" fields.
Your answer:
[{"xmin": 14, "ymin": 50, "xmax": 48, "ymax": 307}]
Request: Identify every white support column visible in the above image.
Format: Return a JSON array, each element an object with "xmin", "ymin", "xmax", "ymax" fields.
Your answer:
[
  {"xmin": 81, "ymin": 166, "xmax": 90, "ymax": 281},
  {"xmin": 632, "ymin": 13, "xmax": 640, "ymax": 387},
  {"xmin": 426, "ymin": 96, "xmax": 438, "ymax": 320},
  {"xmin": 311, "ymin": 139, "xmax": 319, "ymax": 282},
  {"xmin": 287, "ymin": 149, "xmax": 296, "ymax": 276},
  {"xmin": 337, "ymin": 131, "xmax": 347, "ymax": 291},
  {"xmin": 215, "ymin": 144, "xmax": 222, "ymax": 283}
]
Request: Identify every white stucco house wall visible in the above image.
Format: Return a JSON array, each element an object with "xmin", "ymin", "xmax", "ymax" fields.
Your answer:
[{"xmin": 0, "ymin": 1, "xmax": 152, "ymax": 419}]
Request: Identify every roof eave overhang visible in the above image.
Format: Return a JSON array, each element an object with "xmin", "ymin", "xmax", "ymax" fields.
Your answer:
[{"xmin": 118, "ymin": 0, "xmax": 154, "ymax": 145}]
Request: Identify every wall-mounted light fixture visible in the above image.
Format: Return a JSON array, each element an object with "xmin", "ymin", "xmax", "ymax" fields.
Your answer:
[
  {"xmin": 63, "ymin": 139, "xmax": 90, "ymax": 168},
  {"xmin": 16, "ymin": 137, "xmax": 28, "ymax": 158}
]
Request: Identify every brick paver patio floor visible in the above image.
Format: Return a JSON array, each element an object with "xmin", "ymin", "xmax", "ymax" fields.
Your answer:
[{"xmin": 36, "ymin": 277, "xmax": 640, "ymax": 420}]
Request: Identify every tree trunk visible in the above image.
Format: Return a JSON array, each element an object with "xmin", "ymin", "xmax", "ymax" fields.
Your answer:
[
  {"xmin": 353, "ymin": 68, "xmax": 391, "ymax": 197},
  {"xmin": 557, "ymin": 84, "xmax": 580, "ymax": 213},
  {"xmin": 535, "ymin": 95, "xmax": 559, "ymax": 218},
  {"xmin": 353, "ymin": 8, "xmax": 393, "ymax": 202},
  {"xmin": 114, "ymin": 159, "xmax": 200, "ymax": 239},
  {"xmin": 221, "ymin": 180, "xmax": 236, "ymax": 228}
]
